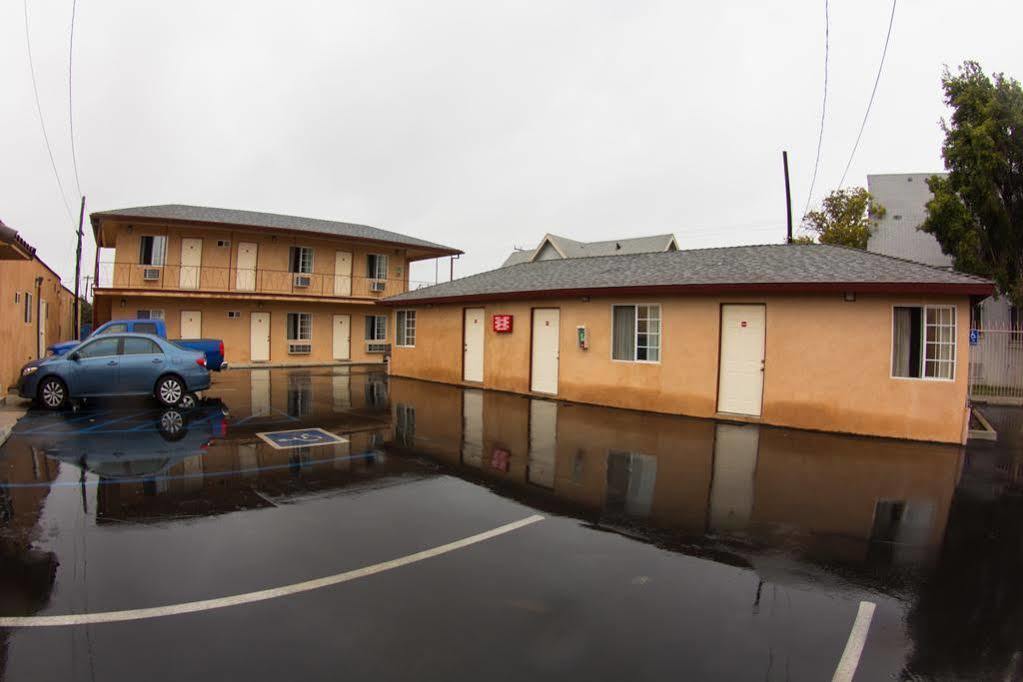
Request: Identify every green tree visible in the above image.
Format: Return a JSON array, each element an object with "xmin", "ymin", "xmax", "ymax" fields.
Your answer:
[
  {"xmin": 921, "ymin": 61, "xmax": 1023, "ymax": 305},
  {"xmin": 796, "ymin": 187, "xmax": 885, "ymax": 248}
]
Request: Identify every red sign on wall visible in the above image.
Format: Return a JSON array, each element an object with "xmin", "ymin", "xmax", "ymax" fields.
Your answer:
[{"xmin": 492, "ymin": 314, "xmax": 513, "ymax": 333}]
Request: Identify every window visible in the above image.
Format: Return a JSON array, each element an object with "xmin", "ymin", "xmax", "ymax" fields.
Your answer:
[
  {"xmin": 122, "ymin": 338, "xmax": 161, "ymax": 355},
  {"xmin": 396, "ymin": 404, "xmax": 415, "ymax": 446},
  {"xmin": 227, "ymin": 311, "xmax": 241, "ymax": 319},
  {"xmin": 133, "ymin": 322, "xmax": 159, "ymax": 335},
  {"xmin": 78, "ymin": 338, "xmax": 121, "ymax": 358},
  {"xmin": 365, "ymin": 315, "xmax": 387, "ymax": 341},
  {"xmin": 23, "ymin": 293, "xmax": 32, "ymax": 324},
  {"xmin": 136, "ymin": 309, "xmax": 164, "ymax": 320},
  {"xmin": 139, "ymin": 236, "xmax": 167, "ymax": 266},
  {"xmin": 287, "ymin": 313, "xmax": 312, "ymax": 340},
  {"xmin": 217, "ymin": 240, "xmax": 231, "ymax": 248},
  {"xmin": 396, "ymin": 310, "xmax": 416, "ymax": 347},
  {"xmin": 611, "ymin": 304, "xmax": 661, "ymax": 362},
  {"xmin": 289, "ymin": 246, "xmax": 313, "ymax": 274},
  {"xmin": 97, "ymin": 323, "xmax": 128, "ymax": 335},
  {"xmin": 367, "ymin": 254, "xmax": 389, "ymax": 280},
  {"xmin": 892, "ymin": 305, "xmax": 956, "ymax": 380},
  {"xmin": 14, "ymin": 292, "xmax": 19, "ymax": 304}
]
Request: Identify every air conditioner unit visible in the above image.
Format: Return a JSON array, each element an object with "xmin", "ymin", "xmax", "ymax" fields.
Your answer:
[
  {"xmin": 366, "ymin": 342, "xmax": 390, "ymax": 354},
  {"xmin": 142, "ymin": 268, "xmax": 161, "ymax": 281},
  {"xmin": 370, "ymin": 280, "xmax": 387, "ymax": 293},
  {"xmin": 288, "ymin": 342, "xmax": 312, "ymax": 355},
  {"xmin": 294, "ymin": 274, "xmax": 312, "ymax": 288}
]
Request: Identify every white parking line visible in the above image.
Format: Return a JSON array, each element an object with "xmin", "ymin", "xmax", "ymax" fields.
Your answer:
[
  {"xmin": 0, "ymin": 514, "xmax": 545, "ymax": 628},
  {"xmin": 832, "ymin": 600, "xmax": 877, "ymax": 682}
]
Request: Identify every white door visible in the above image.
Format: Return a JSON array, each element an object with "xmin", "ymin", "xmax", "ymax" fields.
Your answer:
[
  {"xmin": 180, "ymin": 310, "xmax": 202, "ymax": 339},
  {"xmin": 718, "ymin": 304, "xmax": 766, "ymax": 416},
  {"xmin": 709, "ymin": 423, "xmax": 760, "ymax": 533},
  {"xmin": 334, "ymin": 251, "xmax": 352, "ymax": 296},
  {"xmin": 38, "ymin": 299, "xmax": 47, "ymax": 357},
  {"xmin": 179, "ymin": 238, "xmax": 202, "ymax": 290},
  {"xmin": 250, "ymin": 312, "xmax": 270, "ymax": 362},
  {"xmin": 332, "ymin": 314, "xmax": 351, "ymax": 360},
  {"xmin": 528, "ymin": 399, "xmax": 557, "ymax": 488},
  {"xmin": 530, "ymin": 309, "xmax": 560, "ymax": 394},
  {"xmin": 250, "ymin": 369, "xmax": 270, "ymax": 417},
  {"xmin": 236, "ymin": 242, "xmax": 257, "ymax": 291},
  {"xmin": 332, "ymin": 366, "xmax": 351, "ymax": 410},
  {"xmin": 463, "ymin": 308, "xmax": 485, "ymax": 382},
  {"xmin": 461, "ymin": 389, "xmax": 484, "ymax": 467}
]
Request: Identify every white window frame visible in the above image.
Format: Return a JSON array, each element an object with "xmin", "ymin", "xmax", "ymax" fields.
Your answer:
[
  {"xmin": 24, "ymin": 292, "xmax": 32, "ymax": 324},
  {"xmin": 365, "ymin": 314, "xmax": 387, "ymax": 341},
  {"xmin": 395, "ymin": 309, "xmax": 416, "ymax": 347},
  {"xmin": 610, "ymin": 303, "xmax": 661, "ymax": 364},
  {"xmin": 889, "ymin": 304, "xmax": 957, "ymax": 382},
  {"xmin": 136, "ymin": 309, "xmax": 165, "ymax": 320},
  {"xmin": 139, "ymin": 235, "xmax": 167, "ymax": 266},
  {"xmin": 286, "ymin": 312, "xmax": 312, "ymax": 341},
  {"xmin": 289, "ymin": 246, "xmax": 314, "ymax": 274},
  {"xmin": 367, "ymin": 254, "xmax": 389, "ymax": 280}
]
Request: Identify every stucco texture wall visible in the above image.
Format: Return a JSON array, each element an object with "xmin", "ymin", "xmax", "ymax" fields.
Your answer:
[{"xmin": 388, "ymin": 292, "xmax": 973, "ymax": 443}]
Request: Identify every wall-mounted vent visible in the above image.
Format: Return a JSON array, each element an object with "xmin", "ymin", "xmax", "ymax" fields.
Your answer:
[
  {"xmin": 294, "ymin": 274, "xmax": 312, "ymax": 288},
  {"xmin": 142, "ymin": 268, "xmax": 161, "ymax": 281},
  {"xmin": 366, "ymin": 342, "xmax": 390, "ymax": 354},
  {"xmin": 288, "ymin": 342, "xmax": 312, "ymax": 355},
  {"xmin": 370, "ymin": 280, "xmax": 387, "ymax": 293}
]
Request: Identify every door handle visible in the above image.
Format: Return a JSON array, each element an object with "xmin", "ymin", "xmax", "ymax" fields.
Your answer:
[{"xmin": 152, "ymin": 358, "xmax": 163, "ymax": 364}]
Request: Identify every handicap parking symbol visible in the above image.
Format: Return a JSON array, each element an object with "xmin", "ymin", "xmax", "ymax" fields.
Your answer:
[{"xmin": 257, "ymin": 428, "xmax": 349, "ymax": 450}]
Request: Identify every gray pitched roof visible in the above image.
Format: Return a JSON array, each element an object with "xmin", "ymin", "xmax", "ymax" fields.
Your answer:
[
  {"xmin": 91, "ymin": 204, "xmax": 461, "ymax": 255},
  {"xmin": 501, "ymin": 233, "xmax": 676, "ymax": 267},
  {"xmin": 387, "ymin": 243, "xmax": 993, "ymax": 304}
]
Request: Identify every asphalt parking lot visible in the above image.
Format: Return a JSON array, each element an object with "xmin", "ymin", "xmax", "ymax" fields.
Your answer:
[{"xmin": 0, "ymin": 366, "xmax": 1020, "ymax": 681}]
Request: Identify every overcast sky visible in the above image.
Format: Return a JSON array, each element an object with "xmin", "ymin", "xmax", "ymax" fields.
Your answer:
[{"xmin": 2, "ymin": 0, "xmax": 1021, "ymax": 289}]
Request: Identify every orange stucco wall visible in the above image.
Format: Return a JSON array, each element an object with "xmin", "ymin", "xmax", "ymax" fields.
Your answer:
[
  {"xmin": 0, "ymin": 258, "xmax": 74, "ymax": 393},
  {"xmin": 388, "ymin": 292, "xmax": 973, "ymax": 443},
  {"xmin": 96, "ymin": 295, "xmax": 391, "ymax": 365}
]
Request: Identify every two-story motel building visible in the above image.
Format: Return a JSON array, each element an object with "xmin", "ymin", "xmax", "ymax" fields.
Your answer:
[{"xmin": 90, "ymin": 205, "xmax": 461, "ymax": 365}]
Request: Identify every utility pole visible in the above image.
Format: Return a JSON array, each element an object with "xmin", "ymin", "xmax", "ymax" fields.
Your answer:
[
  {"xmin": 782, "ymin": 152, "xmax": 793, "ymax": 244},
  {"xmin": 73, "ymin": 195, "xmax": 86, "ymax": 338}
]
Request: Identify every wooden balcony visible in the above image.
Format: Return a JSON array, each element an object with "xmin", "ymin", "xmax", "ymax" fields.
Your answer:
[{"xmin": 95, "ymin": 261, "xmax": 430, "ymax": 301}]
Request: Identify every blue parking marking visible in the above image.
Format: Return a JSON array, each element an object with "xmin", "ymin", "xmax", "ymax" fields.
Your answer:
[{"xmin": 257, "ymin": 428, "xmax": 348, "ymax": 450}]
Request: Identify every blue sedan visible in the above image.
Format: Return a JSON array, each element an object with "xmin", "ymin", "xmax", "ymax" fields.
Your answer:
[{"xmin": 18, "ymin": 333, "xmax": 212, "ymax": 410}]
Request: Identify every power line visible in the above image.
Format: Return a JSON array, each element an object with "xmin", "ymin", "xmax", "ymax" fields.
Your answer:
[
  {"xmin": 68, "ymin": 0, "xmax": 82, "ymax": 198},
  {"xmin": 23, "ymin": 0, "xmax": 75, "ymax": 224},
  {"xmin": 838, "ymin": 0, "xmax": 898, "ymax": 188},
  {"xmin": 803, "ymin": 0, "xmax": 830, "ymax": 218}
]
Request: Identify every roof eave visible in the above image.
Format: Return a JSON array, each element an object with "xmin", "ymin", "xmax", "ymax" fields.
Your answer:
[{"xmin": 381, "ymin": 281, "xmax": 995, "ymax": 306}]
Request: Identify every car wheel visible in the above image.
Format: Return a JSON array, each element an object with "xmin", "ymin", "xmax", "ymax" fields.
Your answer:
[
  {"xmin": 157, "ymin": 409, "xmax": 188, "ymax": 441},
  {"xmin": 155, "ymin": 376, "xmax": 185, "ymax": 406},
  {"xmin": 178, "ymin": 393, "xmax": 198, "ymax": 409},
  {"xmin": 38, "ymin": 377, "xmax": 67, "ymax": 410}
]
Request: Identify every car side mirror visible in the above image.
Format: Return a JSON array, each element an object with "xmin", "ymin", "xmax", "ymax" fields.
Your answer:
[{"xmin": 69, "ymin": 352, "xmax": 80, "ymax": 362}]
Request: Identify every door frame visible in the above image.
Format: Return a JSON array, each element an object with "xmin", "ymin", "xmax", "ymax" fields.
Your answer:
[
  {"xmin": 334, "ymin": 250, "xmax": 353, "ymax": 297},
  {"xmin": 236, "ymin": 241, "xmax": 259, "ymax": 291},
  {"xmin": 529, "ymin": 307, "xmax": 560, "ymax": 395},
  {"xmin": 461, "ymin": 307, "xmax": 485, "ymax": 383},
  {"xmin": 179, "ymin": 238, "xmax": 203, "ymax": 290},
  {"xmin": 180, "ymin": 310, "xmax": 202, "ymax": 339},
  {"xmin": 715, "ymin": 302, "xmax": 767, "ymax": 417},
  {"xmin": 250, "ymin": 311, "xmax": 271, "ymax": 362},
  {"xmin": 332, "ymin": 314, "xmax": 351, "ymax": 361}
]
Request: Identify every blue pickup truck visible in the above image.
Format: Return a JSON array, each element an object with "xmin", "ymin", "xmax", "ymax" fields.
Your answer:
[{"xmin": 49, "ymin": 319, "xmax": 227, "ymax": 371}]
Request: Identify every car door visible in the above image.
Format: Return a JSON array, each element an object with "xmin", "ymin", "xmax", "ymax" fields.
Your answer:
[
  {"xmin": 71, "ymin": 337, "xmax": 122, "ymax": 395},
  {"xmin": 119, "ymin": 337, "xmax": 166, "ymax": 394}
]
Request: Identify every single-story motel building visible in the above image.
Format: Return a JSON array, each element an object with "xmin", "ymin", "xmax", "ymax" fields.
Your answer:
[{"xmin": 383, "ymin": 244, "xmax": 994, "ymax": 445}]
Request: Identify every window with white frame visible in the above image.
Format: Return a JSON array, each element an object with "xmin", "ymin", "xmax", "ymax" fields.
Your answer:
[
  {"xmin": 367, "ymin": 254, "xmax": 389, "ymax": 280},
  {"xmin": 289, "ymin": 246, "xmax": 313, "ymax": 274},
  {"xmin": 396, "ymin": 310, "xmax": 416, "ymax": 347},
  {"xmin": 892, "ymin": 305, "xmax": 956, "ymax": 380},
  {"xmin": 139, "ymin": 236, "xmax": 167, "ymax": 266},
  {"xmin": 365, "ymin": 315, "xmax": 387, "ymax": 341},
  {"xmin": 612, "ymin": 304, "xmax": 661, "ymax": 362},
  {"xmin": 23, "ymin": 292, "xmax": 32, "ymax": 324},
  {"xmin": 136, "ymin": 309, "xmax": 165, "ymax": 320},
  {"xmin": 287, "ymin": 312, "xmax": 312, "ymax": 340}
]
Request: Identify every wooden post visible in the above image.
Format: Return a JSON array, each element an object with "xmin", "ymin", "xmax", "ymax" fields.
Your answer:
[
  {"xmin": 73, "ymin": 195, "xmax": 85, "ymax": 338},
  {"xmin": 783, "ymin": 152, "xmax": 793, "ymax": 244}
]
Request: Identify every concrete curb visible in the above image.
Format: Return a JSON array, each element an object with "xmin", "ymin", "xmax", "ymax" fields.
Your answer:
[
  {"xmin": 228, "ymin": 361, "xmax": 386, "ymax": 370},
  {"xmin": 0, "ymin": 402, "xmax": 29, "ymax": 449}
]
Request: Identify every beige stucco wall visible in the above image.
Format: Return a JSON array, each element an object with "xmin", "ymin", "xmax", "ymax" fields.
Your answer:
[
  {"xmin": 0, "ymin": 258, "xmax": 74, "ymax": 392},
  {"xmin": 103, "ymin": 221, "xmax": 410, "ymax": 298},
  {"xmin": 388, "ymin": 292, "xmax": 973, "ymax": 443},
  {"xmin": 98, "ymin": 295, "xmax": 391, "ymax": 365}
]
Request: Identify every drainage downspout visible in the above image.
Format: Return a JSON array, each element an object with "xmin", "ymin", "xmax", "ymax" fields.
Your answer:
[{"xmin": 34, "ymin": 276, "xmax": 43, "ymax": 359}]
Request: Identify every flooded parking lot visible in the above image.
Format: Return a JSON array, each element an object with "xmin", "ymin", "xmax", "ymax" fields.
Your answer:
[{"xmin": 0, "ymin": 367, "xmax": 1020, "ymax": 680}]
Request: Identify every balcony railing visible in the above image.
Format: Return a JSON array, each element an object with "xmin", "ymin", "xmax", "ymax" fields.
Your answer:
[{"xmin": 96, "ymin": 261, "xmax": 433, "ymax": 299}]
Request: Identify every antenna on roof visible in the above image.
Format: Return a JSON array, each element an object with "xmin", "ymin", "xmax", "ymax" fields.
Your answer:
[
  {"xmin": 615, "ymin": 242, "xmax": 621, "ymax": 250},
  {"xmin": 782, "ymin": 151, "xmax": 794, "ymax": 244}
]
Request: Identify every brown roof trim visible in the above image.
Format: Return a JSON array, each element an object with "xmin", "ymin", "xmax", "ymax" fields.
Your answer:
[
  {"xmin": 90, "ymin": 213, "xmax": 463, "ymax": 260},
  {"xmin": 382, "ymin": 280, "xmax": 996, "ymax": 305}
]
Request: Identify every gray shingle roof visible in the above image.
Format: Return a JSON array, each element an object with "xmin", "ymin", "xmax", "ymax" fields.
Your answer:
[
  {"xmin": 387, "ymin": 243, "xmax": 993, "ymax": 303},
  {"xmin": 91, "ymin": 204, "xmax": 461, "ymax": 255},
  {"xmin": 500, "ymin": 233, "xmax": 676, "ymax": 267}
]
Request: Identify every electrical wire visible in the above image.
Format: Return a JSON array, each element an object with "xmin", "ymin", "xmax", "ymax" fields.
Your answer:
[
  {"xmin": 838, "ymin": 0, "xmax": 898, "ymax": 188},
  {"xmin": 68, "ymin": 0, "xmax": 83, "ymax": 199},
  {"xmin": 803, "ymin": 0, "xmax": 829, "ymax": 218},
  {"xmin": 23, "ymin": 0, "xmax": 75, "ymax": 224}
]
